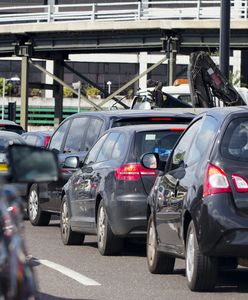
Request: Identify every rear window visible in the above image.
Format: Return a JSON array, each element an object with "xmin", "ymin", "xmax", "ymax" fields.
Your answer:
[
  {"xmin": 112, "ymin": 117, "xmax": 192, "ymax": 127},
  {"xmin": 135, "ymin": 129, "xmax": 183, "ymax": 159},
  {"xmin": 0, "ymin": 125, "xmax": 25, "ymax": 135},
  {"xmin": 221, "ymin": 117, "xmax": 248, "ymax": 161}
]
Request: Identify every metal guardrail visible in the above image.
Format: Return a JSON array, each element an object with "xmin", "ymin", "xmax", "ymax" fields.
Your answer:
[{"xmin": 0, "ymin": 1, "xmax": 247, "ymax": 25}]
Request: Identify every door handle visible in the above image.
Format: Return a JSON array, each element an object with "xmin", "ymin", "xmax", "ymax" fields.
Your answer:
[{"xmin": 174, "ymin": 179, "xmax": 180, "ymax": 197}]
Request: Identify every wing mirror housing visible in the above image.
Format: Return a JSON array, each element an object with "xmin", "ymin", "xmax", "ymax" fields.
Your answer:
[
  {"xmin": 7, "ymin": 144, "xmax": 59, "ymax": 183},
  {"xmin": 63, "ymin": 156, "xmax": 80, "ymax": 169},
  {"xmin": 140, "ymin": 152, "xmax": 166, "ymax": 172}
]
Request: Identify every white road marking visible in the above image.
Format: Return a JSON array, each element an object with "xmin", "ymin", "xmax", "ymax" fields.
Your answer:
[{"xmin": 38, "ymin": 259, "xmax": 101, "ymax": 286}]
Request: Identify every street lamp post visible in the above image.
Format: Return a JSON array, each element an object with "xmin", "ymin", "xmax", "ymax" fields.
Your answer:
[
  {"xmin": 2, "ymin": 78, "xmax": 5, "ymax": 120},
  {"xmin": 220, "ymin": 0, "xmax": 230, "ymax": 80},
  {"xmin": 107, "ymin": 81, "xmax": 112, "ymax": 94},
  {"xmin": 72, "ymin": 81, "xmax": 82, "ymax": 113}
]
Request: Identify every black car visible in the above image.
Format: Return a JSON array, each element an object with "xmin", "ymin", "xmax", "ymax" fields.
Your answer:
[
  {"xmin": 60, "ymin": 124, "xmax": 186, "ymax": 255},
  {"xmin": 0, "ymin": 131, "xmax": 28, "ymax": 199},
  {"xmin": 142, "ymin": 107, "xmax": 248, "ymax": 292},
  {"xmin": 27, "ymin": 110, "xmax": 194, "ymax": 226}
]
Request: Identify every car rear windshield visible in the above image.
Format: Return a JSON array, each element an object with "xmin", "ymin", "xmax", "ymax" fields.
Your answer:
[
  {"xmin": 221, "ymin": 117, "xmax": 248, "ymax": 162},
  {"xmin": 0, "ymin": 125, "xmax": 24, "ymax": 135},
  {"xmin": 112, "ymin": 116, "xmax": 192, "ymax": 127},
  {"xmin": 135, "ymin": 129, "xmax": 183, "ymax": 159}
]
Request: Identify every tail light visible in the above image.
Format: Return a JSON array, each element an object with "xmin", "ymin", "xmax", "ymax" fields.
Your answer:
[
  {"xmin": 232, "ymin": 174, "xmax": 248, "ymax": 193},
  {"xmin": 115, "ymin": 163, "xmax": 156, "ymax": 181},
  {"xmin": 203, "ymin": 163, "xmax": 231, "ymax": 197},
  {"xmin": 44, "ymin": 136, "xmax": 51, "ymax": 148}
]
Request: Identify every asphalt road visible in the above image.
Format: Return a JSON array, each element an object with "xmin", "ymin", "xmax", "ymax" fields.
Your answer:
[{"xmin": 24, "ymin": 219, "xmax": 248, "ymax": 300}]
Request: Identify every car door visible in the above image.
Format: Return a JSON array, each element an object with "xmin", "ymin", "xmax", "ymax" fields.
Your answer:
[
  {"xmin": 155, "ymin": 119, "xmax": 203, "ymax": 254},
  {"xmin": 69, "ymin": 133, "xmax": 108, "ymax": 227},
  {"xmin": 46, "ymin": 117, "xmax": 90, "ymax": 211},
  {"xmin": 39, "ymin": 119, "xmax": 70, "ymax": 211},
  {"xmin": 71, "ymin": 132, "xmax": 122, "ymax": 229}
]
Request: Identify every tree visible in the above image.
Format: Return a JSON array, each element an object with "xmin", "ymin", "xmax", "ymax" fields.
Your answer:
[{"xmin": 0, "ymin": 77, "xmax": 12, "ymax": 96}]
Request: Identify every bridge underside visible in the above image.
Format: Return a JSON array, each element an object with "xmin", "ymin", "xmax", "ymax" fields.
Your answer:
[
  {"xmin": 1, "ymin": 20, "xmax": 248, "ymax": 129},
  {"xmin": 0, "ymin": 27, "xmax": 248, "ymax": 58}
]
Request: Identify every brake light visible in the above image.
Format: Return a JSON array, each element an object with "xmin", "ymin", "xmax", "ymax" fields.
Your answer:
[
  {"xmin": 169, "ymin": 128, "xmax": 185, "ymax": 131},
  {"xmin": 115, "ymin": 163, "xmax": 156, "ymax": 181},
  {"xmin": 232, "ymin": 174, "xmax": 248, "ymax": 193},
  {"xmin": 44, "ymin": 136, "xmax": 51, "ymax": 148},
  {"xmin": 203, "ymin": 163, "xmax": 231, "ymax": 197}
]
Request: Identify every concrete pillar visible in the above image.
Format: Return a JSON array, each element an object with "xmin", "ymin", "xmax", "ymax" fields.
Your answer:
[
  {"xmin": 138, "ymin": 52, "xmax": 148, "ymax": 90},
  {"xmin": 20, "ymin": 57, "xmax": 29, "ymax": 131},
  {"xmin": 45, "ymin": 60, "xmax": 54, "ymax": 98},
  {"xmin": 53, "ymin": 59, "xmax": 64, "ymax": 128}
]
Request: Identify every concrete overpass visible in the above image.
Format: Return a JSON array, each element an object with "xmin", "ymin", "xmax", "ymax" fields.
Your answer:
[
  {"xmin": 1, "ymin": 1, "xmax": 248, "ymax": 128},
  {"xmin": 1, "ymin": 19, "xmax": 248, "ymax": 57}
]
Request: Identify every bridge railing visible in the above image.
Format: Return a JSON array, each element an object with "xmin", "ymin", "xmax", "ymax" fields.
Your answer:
[{"xmin": 0, "ymin": 1, "xmax": 247, "ymax": 25}]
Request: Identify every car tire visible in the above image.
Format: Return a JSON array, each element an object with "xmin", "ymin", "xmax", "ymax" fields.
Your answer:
[
  {"xmin": 147, "ymin": 215, "xmax": 175, "ymax": 274},
  {"xmin": 97, "ymin": 200, "xmax": 123, "ymax": 256},
  {"xmin": 186, "ymin": 221, "xmax": 218, "ymax": 292},
  {"xmin": 28, "ymin": 184, "xmax": 51, "ymax": 226},
  {"xmin": 60, "ymin": 196, "xmax": 85, "ymax": 245}
]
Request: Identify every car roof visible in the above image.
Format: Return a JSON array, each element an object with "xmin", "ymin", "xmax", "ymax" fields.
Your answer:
[
  {"xmin": 203, "ymin": 106, "xmax": 248, "ymax": 122},
  {"xmin": 103, "ymin": 124, "xmax": 187, "ymax": 134},
  {"xmin": 0, "ymin": 130, "xmax": 26, "ymax": 141},
  {"xmin": 0, "ymin": 120, "xmax": 22, "ymax": 126},
  {"xmin": 64, "ymin": 109, "xmax": 195, "ymax": 121},
  {"xmin": 22, "ymin": 131, "xmax": 53, "ymax": 136}
]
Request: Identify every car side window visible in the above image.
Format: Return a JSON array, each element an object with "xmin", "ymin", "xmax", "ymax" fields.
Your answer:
[
  {"xmin": 84, "ymin": 134, "xmax": 108, "ymax": 165},
  {"xmin": 186, "ymin": 116, "xmax": 218, "ymax": 166},
  {"xmin": 170, "ymin": 119, "xmax": 202, "ymax": 170},
  {"xmin": 49, "ymin": 120, "xmax": 69, "ymax": 152},
  {"xmin": 83, "ymin": 118, "xmax": 104, "ymax": 152},
  {"xmin": 63, "ymin": 117, "xmax": 89, "ymax": 153},
  {"xmin": 111, "ymin": 133, "xmax": 126, "ymax": 160},
  {"xmin": 96, "ymin": 132, "xmax": 120, "ymax": 162}
]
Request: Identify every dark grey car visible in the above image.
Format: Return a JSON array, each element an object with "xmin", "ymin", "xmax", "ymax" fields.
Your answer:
[
  {"xmin": 60, "ymin": 124, "xmax": 187, "ymax": 255},
  {"xmin": 27, "ymin": 110, "xmax": 194, "ymax": 226}
]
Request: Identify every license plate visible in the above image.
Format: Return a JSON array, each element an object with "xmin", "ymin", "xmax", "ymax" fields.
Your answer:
[{"xmin": 0, "ymin": 163, "xmax": 8, "ymax": 171}]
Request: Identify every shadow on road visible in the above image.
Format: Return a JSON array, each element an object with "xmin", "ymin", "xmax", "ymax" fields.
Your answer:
[
  {"xmin": 215, "ymin": 269, "xmax": 248, "ymax": 293},
  {"xmin": 38, "ymin": 292, "xmax": 92, "ymax": 300},
  {"xmin": 177, "ymin": 267, "xmax": 248, "ymax": 292}
]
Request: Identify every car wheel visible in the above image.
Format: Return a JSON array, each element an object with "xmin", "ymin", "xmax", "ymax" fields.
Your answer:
[
  {"xmin": 28, "ymin": 184, "xmax": 51, "ymax": 226},
  {"xmin": 97, "ymin": 200, "xmax": 123, "ymax": 256},
  {"xmin": 147, "ymin": 215, "xmax": 175, "ymax": 274},
  {"xmin": 60, "ymin": 196, "xmax": 85, "ymax": 245},
  {"xmin": 186, "ymin": 221, "xmax": 218, "ymax": 291}
]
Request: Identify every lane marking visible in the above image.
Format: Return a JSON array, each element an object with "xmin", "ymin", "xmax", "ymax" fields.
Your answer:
[{"xmin": 37, "ymin": 259, "xmax": 101, "ymax": 286}]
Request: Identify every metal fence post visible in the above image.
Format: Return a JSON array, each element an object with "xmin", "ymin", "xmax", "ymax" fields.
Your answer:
[
  {"xmin": 197, "ymin": 0, "xmax": 201, "ymax": 19},
  {"xmin": 91, "ymin": 3, "xmax": 95, "ymax": 21}
]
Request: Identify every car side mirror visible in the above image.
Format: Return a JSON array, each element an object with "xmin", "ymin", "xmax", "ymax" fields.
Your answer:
[
  {"xmin": 63, "ymin": 156, "xmax": 80, "ymax": 169},
  {"xmin": 141, "ymin": 152, "xmax": 167, "ymax": 172},
  {"xmin": 7, "ymin": 144, "xmax": 59, "ymax": 183}
]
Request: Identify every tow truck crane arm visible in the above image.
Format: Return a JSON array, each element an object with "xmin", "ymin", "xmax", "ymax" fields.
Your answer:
[{"xmin": 188, "ymin": 51, "xmax": 246, "ymax": 107}]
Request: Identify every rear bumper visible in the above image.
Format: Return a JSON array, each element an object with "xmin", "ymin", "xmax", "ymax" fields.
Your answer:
[
  {"xmin": 197, "ymin": 193, "xmax": 248, "ymax": 257},
  {"xmin": 106, "ymin": 194, "xmax": 148, "ymax": 237}
]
